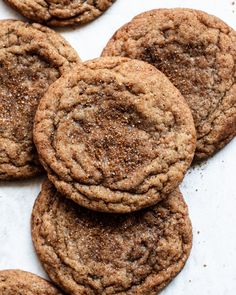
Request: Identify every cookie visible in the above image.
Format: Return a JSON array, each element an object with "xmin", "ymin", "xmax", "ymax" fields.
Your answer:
[
  {"xmin": 5, "ymin": 0, "xmax": 116, "ymax": 27},
  {"xmin": 32, "ymin": 180, "xmax": 192, "ymax": 295},
  {"xmin": 0, "ymin": 269, "xmax": 63, "ymax": 294},
  {"xmin": 102, "ymin": 8, "xmax": 236, "ymax": 160},
  {"xmin": 33, "ymin": 56, "xmax": 196, "ymax": 213},
  {"xmin": 0, "ymin": 20, "xmax": 80, "ymax": 180}
]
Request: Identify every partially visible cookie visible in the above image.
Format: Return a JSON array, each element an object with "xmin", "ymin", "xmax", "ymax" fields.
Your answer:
[
  {"xmin": 0, "ymin": 269, "xmax": 63, "ymax": 294},
  {"xmin": 102, "ymin": 8, "xmax": 236, "ymax": 160},
  {"xmin": 0, "ymin": 20, "xmax": 80, "ymax": 180},
  {"xmin": 5, "ymin": 0, "xmax": 116, "ymax": 27},
  {"xmin": 34, "ymin": 56, "xmax": 196, "ymax": 213},
  {"xmin": 32, "ymin": 180, "xmax": 192, "ymax": 295}
]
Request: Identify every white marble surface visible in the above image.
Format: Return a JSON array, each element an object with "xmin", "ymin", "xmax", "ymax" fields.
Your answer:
[{"xmin": 0, "ymin": 0, "xmax": 236, "ymax": 294}]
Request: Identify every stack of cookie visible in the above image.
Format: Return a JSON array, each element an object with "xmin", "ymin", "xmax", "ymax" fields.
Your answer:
[
  {"xmin": 1, "ymin": 4, "xmax": 236, "ymax": 295},
  {"xmin": 31, "ymin": 57, "xmax": 195, "ymax": 294}
]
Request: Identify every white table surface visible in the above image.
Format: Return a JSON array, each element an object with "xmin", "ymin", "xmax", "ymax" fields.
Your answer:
[{"xmin": 0, "ymin": 1, "xmax": 236, "ymax": 294}]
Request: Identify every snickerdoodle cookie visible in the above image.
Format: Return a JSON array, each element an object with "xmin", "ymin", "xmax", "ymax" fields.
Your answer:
[
  {"xmin": 0, "ymin": 20, "xmax": 80, "ymax": 180},
  {"xmin": 102, "ymin": 8, "xmax": 236, "ymax": 160},
  {"xmin": 32, "ymin": 180, "xmax": 192, "ymax": 295},
  {"xmin": 34, "ymin": 57, "xmax": 196, "ymax": 212},
  {"xmin": 5, "ymin": 0, "xmax": 116, "ymax": 26},
  {"xmin": 0, "ymin": 269, "xmax": 63, "ymax": 294}
]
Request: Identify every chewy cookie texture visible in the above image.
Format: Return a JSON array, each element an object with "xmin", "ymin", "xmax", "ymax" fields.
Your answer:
[
  {"xmin": 102, "ymin": 8, "xmax": 236, "ymax": 160},
  {"xmin": 0, "ymin": 20, "xmax": 80, "ymax": 180},
  {"xmin": 5, "ymin": 0, "xmax": 116, "ymax": 27},
  {"xmin": 32, "ymin": 180, "xmax": 192, "ymax": 295},
  {"xmin": 33, "ymin": 56, "xmax": 196, "ymax": 213},
  {"xmin": 0, "ymin": 269, "xmax": 63, "ymax": 294},
  {"xmin": 1, "ymin": 6, "xmax": 220, "ymax": 295}
]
